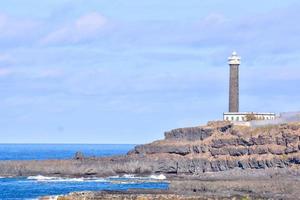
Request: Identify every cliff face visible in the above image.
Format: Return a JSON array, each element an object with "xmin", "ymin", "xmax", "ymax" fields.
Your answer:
[
  {"xmin": 1, "ymin": 121, "xmax": 300, "ymax": 177},
  {"xmin": 127, "ymin": 121, "xmax": 300, "ymax": 174}
]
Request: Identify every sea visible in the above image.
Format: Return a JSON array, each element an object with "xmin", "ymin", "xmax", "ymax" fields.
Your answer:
[{"xmin": 0, "ymin": 144, "xmax": 169, "ymax": 200}]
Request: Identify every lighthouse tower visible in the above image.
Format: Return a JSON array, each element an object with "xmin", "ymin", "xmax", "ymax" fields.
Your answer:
[
  {"xmin": 223, "ymin": 52, "xmax": 276, "ymax": 122},
  {"xmin": 228, "ymin": 51, "xmax": 241, "ymax": 113}
]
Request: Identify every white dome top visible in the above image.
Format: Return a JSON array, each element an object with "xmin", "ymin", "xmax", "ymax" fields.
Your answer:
[{"xmin": 228, "ymin": 51, "xmax": 241, "ymax": 65}]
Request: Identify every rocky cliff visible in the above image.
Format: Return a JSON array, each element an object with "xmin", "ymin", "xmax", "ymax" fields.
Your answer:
[
  {"xmin": 127, "ymin": 121, "xmax": 300, "ymax": 174},
  {"xmin": 1, "ymin": 121, "xmax": 300, "ymax": 177}
]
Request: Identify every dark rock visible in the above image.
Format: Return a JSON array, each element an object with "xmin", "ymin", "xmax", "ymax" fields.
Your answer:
[
  {"xmin": 289, "ymin": 156, "xmax": 300, "ymax": 164},
  {"xmin": 206, "ymin": 121, "xmax": 232, "ymax": 131},
  {"xmin": 209, "ymin": 148, "xmax": 228, "ymax": 156},
  {"xmin": 164, "ymin": 127, "xmax": 213, "ymax": 141},
  {"xmin": 127, "ymin": 149, "xmax": 137, "ymax": 155},
  {"xmin": 248, "ymin": 159, "xmax": 266, "ymax": 169},
  {"xmin": 194, "ymin": 159, "xmax": 211, "ymax": 173},
  {"xmin": 272, "ymin": 158, "xmax": 288, "ymax": 168},
  {"xmin": 238, "ymin": 160, "xmax": 250, "ymax": 169},
  {"xmin": 229, "ymin": 129, "xmax": 240, "ymax": 136},
  {"xmin": 283, "ymin": 133, "xmax": 299, "ymax": 144},
  {"xmin": 177, "ymin": 160, "xmax": 193, "ymax": 174},
  {"xmin": 154, "ymin": 160, "xmax": 178, "ymax": 174},
  {"xmin": 134, "ymin": 145, "xmax": 191, "ymax": 156},
  {"xmin": 285, "ymin": 146, "xmax": 298, "ymax": 154},
  {"xmin": 228, "ymin": 148, "xmax": 248, "ymax": 156},
  {"xmin": 237, "ymin": 138, "xmax": 253, "ymax": 146},
  {"xmin": 217, "ymin": 124, "xmax": 233, "ymax": 132},
  {"xmin": 177, "ymin": 159, "xmax": 211, "ymax": 174},
  {"xmin": 211, "ymin": 138, "xmax": 237, "ymax": 148},
  {"xmin": 251, "ymin": 136, "xmax": 273, "ymax": 145},
  {"xmin": 226, "ymin": 160, "xmax": 238, "ymax": 169},
  {"xmin": 74, "ymin": 152, "xmax": 84, "ymax": 160},
  {"xmin": 276, "ymin": 137, "xmax": 286, "ymax": 146},
  {"xmin": 192, "ymin": 145, "xmax": 207, "ymax": 153},
  {"xmin": 257, "ymin": 160, "xmax": 266, "ymax": 169},
  {"xmin": 288, "ymin": 124, "xmax": 300, "ymax": 131},
  {"xmin": 265, "ymin": 160, "xmax": 274, "ymax": 168},
  {"xmin": 210, "ymin": 160, "xmax": 228, "ymax": 171},
  {"xmin": 167, "ymin": 146, "xmax": 191, "ymax": 156},
  {"xmin": 248, "ymin": 147, "xmax": 268, "ymax": 155},
  {"xmin": 268, "ymin": 148, "xmax": 284, "ymax": 155},
  {"xmin": 249, "ymin": 159, "xmax": 260, "ymax": 169}
]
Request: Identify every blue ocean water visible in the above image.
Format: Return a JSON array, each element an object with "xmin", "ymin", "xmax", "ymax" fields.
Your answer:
[
  {"xmin": 0, "ymin": 144, "xmax": 168, "ymax": 200},
  {"xmin": 0, "ymin": 144, "xmax": 136, "ymax": 160}
]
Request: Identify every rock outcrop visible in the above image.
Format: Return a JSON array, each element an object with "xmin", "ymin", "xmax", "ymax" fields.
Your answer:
[
  {"xmin": 1, "ymin": 121, "xmax": 300, "ymax": 177},
  {"xmin": 54, "ymin": 169, "xmax": 300, "ymax": 200},
  {"xmin": 127, "ymin": 121, "xmax": 300, "ymax": 174}
]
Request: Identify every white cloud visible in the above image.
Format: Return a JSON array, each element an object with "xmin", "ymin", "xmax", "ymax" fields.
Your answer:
[
  {"xmin": 0, "ymin": 68, "xmax": 12, "ymax": 77},
  {"xmin": 33, "ymin": 68, "xmax": 64, "ymax": 78},
  {"xmin": 75, "ymin": 12, "xmax": 107, "ymax": 34},
  {"xmin": 0, "ymin": 14, "xmax": 7, "ymax": 26},
  {"xmin": 0, "ymin": 53, "xmax": 13, "ymax": 63},
  {"xmin": 199, "ymin": 13, "xmax": 227, "ymax": 27},
  {"xmin": 0, "ymin": 13, "xmax": 39, "ymax": 40},
  {"xmin": 41, "ymin": 12, "xmax": 109, "ymax": 44}
]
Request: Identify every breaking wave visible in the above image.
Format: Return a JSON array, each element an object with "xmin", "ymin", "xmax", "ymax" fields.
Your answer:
[
  {"xmin": 149, "ymin": 174, "xmax": 166, "ymax": 180},
  {"xmin": 109, "ymin": 174, "xmax": 166, "ymax": 180},
  {"xmin": 27, "ymin": 175, "xmax": 106, "ymax": 182},
  {"xmin": 26, "ymin": 174, "xmax": 167, "ymax": 182},
  {"xmin": 122, "ymin": 174, "xmax": 136, "ymax": 179}
]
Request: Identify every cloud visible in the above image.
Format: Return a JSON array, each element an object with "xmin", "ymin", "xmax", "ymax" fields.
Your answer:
[
  {"xmin": 0, "ymin": 53, "xmax": 14, "ymax": 66},
  {"xmin": 191, "ymin": 6, "xmax": 300, "ymax": 62},
  {"xmin": 0, "ymin": 68, "xmax": 12, "ymax": 77},
  {"xmin": 198, "ymin": 13, "xmax": 228, "ymax": 27},
  {"xmin": 9, "ymin": 68, "xmax": 65, "ymax": 79},
  {"xmin": 0, "ymin": 13, "xmax": 40, "ymax": 45},
  {"xmin": 41, "ymin": 12, "xmax": 109, "ymax": 44},
  {"xmin": 37, "ymin": 69, "xmax": 64, "ymax": 78}
]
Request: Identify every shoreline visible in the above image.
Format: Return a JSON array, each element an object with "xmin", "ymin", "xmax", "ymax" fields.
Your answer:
[
  {"xmin": 1, "ymin": 121, "xmax": 300, "ymax": 199},
  {"xmin": 43, "ymin": 168, "xmax": 300, "ymax": 200}
]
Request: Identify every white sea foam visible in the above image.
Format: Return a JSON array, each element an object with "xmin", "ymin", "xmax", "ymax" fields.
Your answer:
[
  {"xmin": 35, "ymin": 196, "xmax": 58, "ymax": 200},
  {"xmin": 149, "ymin": 174, "xmax": 166, "ymax": 180},
  {"xmin": 27, "ymin": 175, "xmax": 57, "ymax": 181},
  {"xmin": 122, "ymin": 174, "xmax": 136, "ymax": 178},
  {"xmin": 108, "ymin": 175, "xmax": 120, "ymax": 178},
  {"xmin": 26, "ymin": 173, "xmax": 166, "ymax": 183},
  {"xmin": 113, "ymin": 174, "xmax": 166, "ymax": 180},
  {"xmin": 27, "ymin": 175, "xmax": 106, "ymax": 182}
]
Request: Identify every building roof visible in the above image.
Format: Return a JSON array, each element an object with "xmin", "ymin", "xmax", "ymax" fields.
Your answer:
[{"xmin": 223, "ymin": 112, "xmax": 276, "ymax": 115}]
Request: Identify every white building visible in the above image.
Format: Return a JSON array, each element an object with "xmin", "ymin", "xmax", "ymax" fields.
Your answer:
[{"xmin": 223, "ymin": 112, "xmax": 276, "ymax": 122}]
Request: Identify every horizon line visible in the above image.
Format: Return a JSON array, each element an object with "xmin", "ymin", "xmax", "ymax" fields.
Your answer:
[{"xmin": 0, "ymin": 143, "xmax": 138, "ymax": 145}]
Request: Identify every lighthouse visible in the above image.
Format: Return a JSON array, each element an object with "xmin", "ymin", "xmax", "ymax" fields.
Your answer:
[
  {"xmin": 223, "ymin": 52, "xmax": 276, "ymax": 122},
  {"xmin": 228, "ymin": 51, "xmax": 240, "ymax": 112}
]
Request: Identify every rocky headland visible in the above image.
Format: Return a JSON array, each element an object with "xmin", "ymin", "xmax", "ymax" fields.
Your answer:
[
  {"xmin": 1, "ymin": 121, "xmax": 300, "ymax": 199},
  {"xmin": 1, "ymin": 121, "xmax": 300, "ymax": 177}
]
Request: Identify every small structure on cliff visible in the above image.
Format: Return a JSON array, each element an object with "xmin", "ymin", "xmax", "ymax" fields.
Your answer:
[{"xmin": 223, "ymin": 52, "xmax": 276, "ymax": 122}]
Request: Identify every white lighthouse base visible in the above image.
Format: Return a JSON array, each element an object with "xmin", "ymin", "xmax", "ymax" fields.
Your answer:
[{"xmin": 223, "ymin": 112, "xmax": 276, "ymax": 122}]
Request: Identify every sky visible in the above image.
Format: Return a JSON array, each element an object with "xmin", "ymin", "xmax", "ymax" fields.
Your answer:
[{"xmin": 0, "ymin": 0, "xmax": 300, "ymax": 144}]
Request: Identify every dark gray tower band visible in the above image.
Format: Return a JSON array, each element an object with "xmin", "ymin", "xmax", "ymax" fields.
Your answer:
[{"xmin": 228, "ymin": 52, "xmax": 241, "ymax": 113}]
